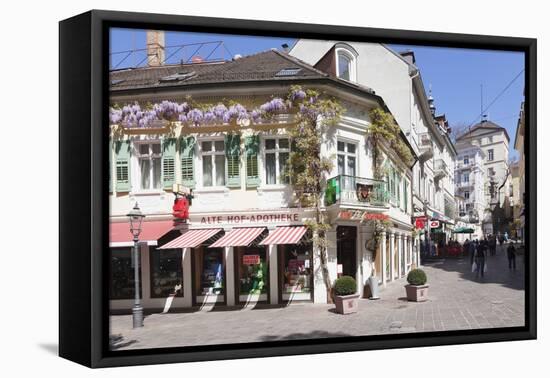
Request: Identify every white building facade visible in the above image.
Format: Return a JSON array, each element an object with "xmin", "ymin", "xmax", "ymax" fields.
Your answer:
[
  {"xmin": 108, "ymin": 46, "xmax": 418, "ymax": 312},
  {"xmin": 290, "ymin": 41, "xmax": 457, "ymax": 255}
]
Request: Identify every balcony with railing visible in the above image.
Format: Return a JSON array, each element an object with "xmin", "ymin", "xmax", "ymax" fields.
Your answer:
[
  {"xmin": 417, "ymin": 132, "xmax": 434, "ymax": 161},
  {"xmin": 324, "ymin": 175, "xmax": 389, "ymax": 208},
  {"xmin": 456, "ymin": 179, "xmax": 474, "ymax": 189},
  {"xmin": 434, "ymin": 159, "xmax": 449, "ymax": 180}
]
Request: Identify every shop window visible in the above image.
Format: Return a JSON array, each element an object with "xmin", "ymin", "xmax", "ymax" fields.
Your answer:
[
  {"xmin": 265, "ymin": 137, "xmax": 290, "ymax": 185},
  {"xmin": 201, "ymin": 140, "xmax": 226, "ymax": 187},
  {"xmin": 110, "ymin": 248, "xmax": 141, "ymax": 300},
  {"xmin": 280, "ymin": 244, "xmax": 312, "ymax": 299},
  {"xmin": 136, "ymin": 142, "xmax": 162, "ymax": 190},
  {"xmin": 195, "ymin": 248, "xmax": 224, "ymax": 296},
  {"xmin": 237, "ymin": 247, "xmax": 268, "ymax": 297},
  {"xmin": 149, "ymin": 248, "xmax": 183, "ymax": 298}
]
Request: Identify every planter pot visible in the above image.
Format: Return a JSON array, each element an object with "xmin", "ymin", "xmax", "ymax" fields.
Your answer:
[
  {"xmin": 368, "ymin": 276, "xmax": 380, "ymax": 300},
  {"xmin": 405, "ymin": 284, "xmax": 429, "ymax": 302},
  {"xmin": 334, "ymin": 294, "xmax": 360, "ymax": 314}
]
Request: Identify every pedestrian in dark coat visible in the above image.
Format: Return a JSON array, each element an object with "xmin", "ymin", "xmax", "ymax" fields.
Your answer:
[
  {"xmin": 475, "ymin": 241, "xmax": 487, "ymax": 277},
  {"xmin": 507, "ymin": 244, "xmax": 517, "ymax": 270}
]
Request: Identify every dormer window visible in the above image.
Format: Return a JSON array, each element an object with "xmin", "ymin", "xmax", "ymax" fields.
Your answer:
[{"xmin": 335, "ymin": 45, "xmax": 357, "ymax": 82}]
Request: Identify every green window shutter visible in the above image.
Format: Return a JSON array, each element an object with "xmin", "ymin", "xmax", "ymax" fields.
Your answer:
[
  {"xmin": 180, "ymin": 136, "xmax": 196, "ymax": 188},
  {"xmin": 245, "ymin": 135, "xmax": 260, "ymax": 188},
  {"xmin": 397, "ymin": 174, "xmax": 401, "ymax": 208},
  {"xmin": 162, "ymin": 138, "xmax": 177, "ymax": 189},
  {"xmin": 109, "ymin": 139, "xmax": 113, "ymax": 193},
  {"xmin": 225, "ymin": 134, "xmax": 241, "ymax": 188},
  {"xmin": 115, "ymin": 140, "xmax": 131, "ymax": 192}
]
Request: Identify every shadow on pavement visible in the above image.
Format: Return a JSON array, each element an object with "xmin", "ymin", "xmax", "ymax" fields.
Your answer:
[
  {"xmin": 110, "ymin": 334, "xmax": 139, "ymax": 350},
  {"xmin": 260, "ymin": 330, "xmax": 351, "ymax": 342},
  {"xmin": 422, "ymin": 245, "xmax": 525, "ymax": 291}
]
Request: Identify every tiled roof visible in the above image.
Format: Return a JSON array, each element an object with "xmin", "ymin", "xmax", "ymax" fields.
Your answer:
[{"xmin": 109, "ymin": 50, "xmax": 330, "ymax": 92}]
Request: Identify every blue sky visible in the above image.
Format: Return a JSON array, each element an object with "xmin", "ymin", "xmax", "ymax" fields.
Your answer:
[{"xmin": 110, "ymin": 29, "xmax": 524, "ymax": 158}]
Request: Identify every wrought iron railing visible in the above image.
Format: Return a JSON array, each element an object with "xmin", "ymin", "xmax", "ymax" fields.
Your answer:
[{"xmin": 324, "ymin": 175, "xmax": 389, "ymax": 207}]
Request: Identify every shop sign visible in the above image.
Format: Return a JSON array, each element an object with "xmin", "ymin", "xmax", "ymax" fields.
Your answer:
[
  {"xmin": 338, "ymin": 210, "xmax": 365, "ymax": 220},
  {"xmin": 198, "ymin": 212, "xmax": 300, "ymax": 225},
  {"xmin": 242, "ymin": 255, "xmax": 260, "ymax": 265},
  {"xmin": 430, "ymin": 220, "xmax": 440, "ymax": 229},
  {"xmin": 355, "ymin": 183, "xmax": 374, "ymax": 202},
  {"xmin": 363, "ymin": 213, "xmax": 389, "ymax": 221},
  {"xmin": 415, "ymin": 218, "xmax": 426, "ymax": 229}
]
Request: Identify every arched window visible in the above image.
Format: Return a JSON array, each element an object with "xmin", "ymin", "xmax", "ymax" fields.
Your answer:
[{"xmin": 335, "ymin": 45, "xmax": 357, "ymax": 82}]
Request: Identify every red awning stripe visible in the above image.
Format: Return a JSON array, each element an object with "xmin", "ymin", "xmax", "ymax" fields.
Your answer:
[
  {"xmin": 158, "ymin": 228, "xmax": 223, "ymax": 249},
  {"xmin": 209, "ymin": 227, "xmax": 266, "ymax": 248},
  {"xmin": 110, "ymin": 220, "xmax": 174, "ymax": 243},
  {"xmin": 259, "ymin": 226, "xmax": 307, "ymax": 245}
]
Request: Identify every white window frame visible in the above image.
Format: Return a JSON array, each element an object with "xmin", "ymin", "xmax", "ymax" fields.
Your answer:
[
  {"xmin": 488, "ymin": 149, "xmax": 494, "ymax": 161},
  {"xmin": 263, "ymin": 136, "xmax": 290, "ymax": 186},
  {"xmin": 133, "ymin": 140, "xmax": 162, "ymax": 192},
  {"xmin": 463, "ymin": 156, "xmax": 469, "ymax": 165},
  {"xmin": 335, "ymin": 46, "xmax": 357, "ymax": 82},
  {"xmin": 336, "ymin": 139, "xmax": 358, "ymax": 177},
  {"xmin": 464, "ymin": 191, "xmax": 470, "ymax": 200},
  {"xmin": 199, "ymin": 137, "xmax": 226, "ymax": 188}
]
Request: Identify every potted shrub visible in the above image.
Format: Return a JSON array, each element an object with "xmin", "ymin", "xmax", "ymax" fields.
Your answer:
[
  {"xmin": 405, "ymin": 268, "xmax": 429, "ymax": 302},
  {"xmin": 333, "ymin": 276, "xmax": 359, "ymax": 314}
]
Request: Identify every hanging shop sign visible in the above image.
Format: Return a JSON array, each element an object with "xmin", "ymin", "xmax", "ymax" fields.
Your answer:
[
  {"xmin": 242, "ymin": 255, "xmax": 261, "ymax": 265},
  {"xmin": 415, "ymin": 218, "xmax": 426, "ymax": 229},
  {"xmin": 196, "ymin": 212, "xmax": 301, "ymax": 225},
  {"xmin": 430, "ymin": 220, "xmax": 440, "ymax": 229},
  {"xmin": 355, "ymin": 183, "xmax": 374, "ymax": 202}
]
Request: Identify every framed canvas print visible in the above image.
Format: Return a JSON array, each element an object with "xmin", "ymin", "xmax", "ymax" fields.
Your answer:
[{"xmin": 59, "ymin": 10, "xmax": 536, "ymax": 368}]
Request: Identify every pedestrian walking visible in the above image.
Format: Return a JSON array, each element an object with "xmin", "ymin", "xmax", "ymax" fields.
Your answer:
[
  {"xmin": 469, "ymin": 240, "xmax": 476, "ymax": 265},
  {"xmin": 475, "ymin": 240, "xmax": 487, "ymax": 278},
  {"xmin": 490, "ymin": 236, "xmax": 497, "ymax": 256},
  {"xmin": 507, "ymin": 243, "xmax": 517, "ymax": 270}
]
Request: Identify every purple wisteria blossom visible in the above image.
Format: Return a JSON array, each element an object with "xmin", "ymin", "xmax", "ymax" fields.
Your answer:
[
  {"xmin": 260, "ymin": 98, "xmax": 286, "ymax": 114},
  {"xmin": 187, "ymin": 108, "xmax": 204, "ymax": 126},
  {"xmin": 290, "ymin": 88, "xmax": 306, "ymax": 102}
]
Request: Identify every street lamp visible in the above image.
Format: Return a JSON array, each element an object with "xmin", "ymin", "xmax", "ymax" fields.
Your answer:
[{"xmin": 127, "ymin": 202, "xmax": 145, "ymax": 328}]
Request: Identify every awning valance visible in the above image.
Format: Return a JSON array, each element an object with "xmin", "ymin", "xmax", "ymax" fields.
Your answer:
[
  {"xmin": 159, "ymin": 228, "xmax": 223, "ymax": 249},
  {"xmin": 209, "ymin": 227, "xmax": 266, "ymax": 248},
  {"xmin": 110, "ymin": 220, "xmax": 173, "ymax": 243},
  {"xmin": 259, "ymin": 226, "xmax": 307, "ymax": 245}
]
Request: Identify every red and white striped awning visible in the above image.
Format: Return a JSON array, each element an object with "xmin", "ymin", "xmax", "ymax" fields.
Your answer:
[
  {"xmin": 158, "ymin": 228, "xmax": 223, "ymax": 249},
  {"xmin": 209, "ymin": 227, "xmax": 266, "ymax": 248},
  {"xmin": 259, "ymin": 226, "xmax": 308, "ymax": 245},
  {"xmin": 110, "ymin": 220, "xmax": 173, "ymax": 243}
]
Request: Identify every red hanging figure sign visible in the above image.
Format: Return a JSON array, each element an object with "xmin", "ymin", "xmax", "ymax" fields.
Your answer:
[{"xmin": 173, "ymin": 196, "xmax": 190, "ymax": 220}]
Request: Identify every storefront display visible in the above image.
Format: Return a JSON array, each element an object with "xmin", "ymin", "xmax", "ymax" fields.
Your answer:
[
  {"xmin": 194, "ymin": 248, "xmax": 224, "ymax": 301},
  {"xmin": 280, "ymin": 244, "xmax": 312, "ymax": 301},
  {"xmin": 110, "ymin": 247, "xmax": 141, "ymax": 300},
  {"xmin": 149, "ymin": 248, "xmax": 183, "ymax": 298},
  {"xmin": 237, "ymin": 247, "xmax": 267, "ymax": 301}
]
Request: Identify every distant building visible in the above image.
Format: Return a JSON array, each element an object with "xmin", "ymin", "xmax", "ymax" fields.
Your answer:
[
  {"xmin": 454, "ymin": 141, "xmax": 486, "ymax": 238},
  {"xmin": 455, "ymin": 119, "xmax": 511, "ymax": 236}
]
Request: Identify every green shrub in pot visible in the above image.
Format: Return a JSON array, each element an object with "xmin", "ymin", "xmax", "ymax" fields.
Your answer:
[
  {"xmin": 406, "ymin": 269, "xmax": 427, "ymax": 286},
  {"xmin": 334, "ymin": 276, "xmax": 357, "ymax": 296}
]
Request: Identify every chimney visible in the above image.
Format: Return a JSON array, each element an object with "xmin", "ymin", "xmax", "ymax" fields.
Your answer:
[{"xmin": 146, "ymin": 30, "xmax": 165, "ymax": 67}]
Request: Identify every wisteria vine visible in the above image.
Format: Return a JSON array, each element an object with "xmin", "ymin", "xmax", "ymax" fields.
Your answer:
[{"xmin": 109, "ymin": 86, "xmax": 309, "ymax": 128}]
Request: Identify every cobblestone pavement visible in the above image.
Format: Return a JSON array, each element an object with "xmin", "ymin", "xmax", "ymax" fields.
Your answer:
[{"xmin": 110, "ymin": 244, "xmax": 525, "ymax": 350}]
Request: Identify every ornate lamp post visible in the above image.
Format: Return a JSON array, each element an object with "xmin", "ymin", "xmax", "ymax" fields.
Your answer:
[{"xmin": 127, "ymin": 202, "xmax": 145, "ymax": 328}]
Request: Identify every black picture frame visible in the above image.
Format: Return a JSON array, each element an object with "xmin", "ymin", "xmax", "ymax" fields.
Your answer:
[{"xmin": 59, "ymin": 9, "xmax": 537, "ymax": 368}]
